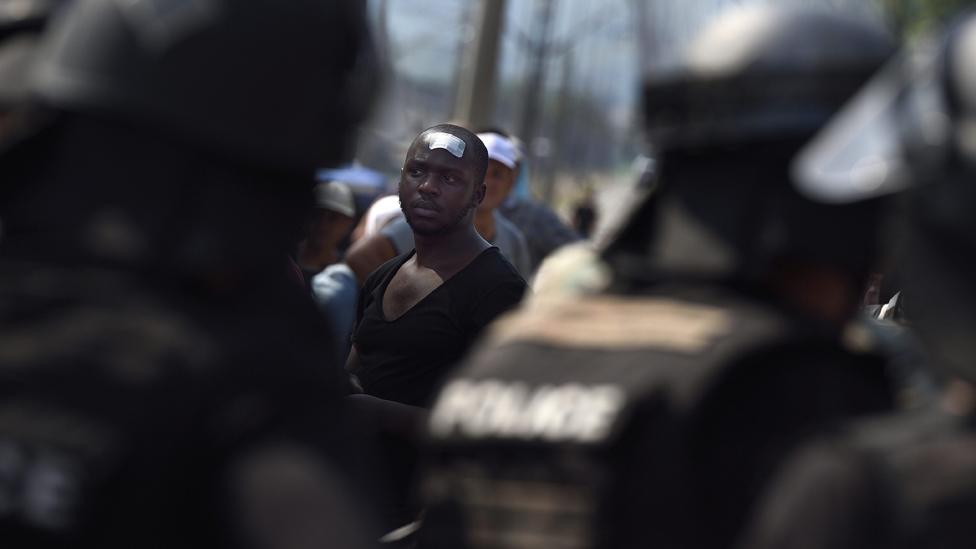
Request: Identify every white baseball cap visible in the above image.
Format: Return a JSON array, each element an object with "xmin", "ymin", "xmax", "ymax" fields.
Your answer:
[{"xmin": 477, "ymin": 132, "xmax": 519, "ymax": 170}]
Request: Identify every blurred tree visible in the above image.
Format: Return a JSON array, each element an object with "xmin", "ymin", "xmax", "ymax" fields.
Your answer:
[{"xmin": 879, "ymin": 0, "xmax": 976, "ymax": 36}]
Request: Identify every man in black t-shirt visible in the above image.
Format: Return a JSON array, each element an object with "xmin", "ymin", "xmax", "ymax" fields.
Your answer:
[
  {"xmin": 348, "ymin": 124, "xmax": 527, "ymax": 408},
  {"xmin": 346, "ymin": 124, "xmax": 526, "ymax": 540}
]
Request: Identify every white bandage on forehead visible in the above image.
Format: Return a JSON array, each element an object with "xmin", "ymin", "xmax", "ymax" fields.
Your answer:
[{"xmin": 424, "ymin": 132, "xmax": 466, "ymax": 158}]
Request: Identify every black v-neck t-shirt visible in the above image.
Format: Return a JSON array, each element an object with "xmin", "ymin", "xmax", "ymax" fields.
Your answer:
[{"xmin": 352, "ymin": 247, "xmax": 527, "ymax": 407}]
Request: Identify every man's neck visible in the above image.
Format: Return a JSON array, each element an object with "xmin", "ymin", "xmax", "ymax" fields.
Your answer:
[
  {"xmin": 474, "ymin": 208, "xmax": 496, "ymax": 242},
  {"xmin": 413, "ymin": 222, "xmax": 489, "ymax": 276}
]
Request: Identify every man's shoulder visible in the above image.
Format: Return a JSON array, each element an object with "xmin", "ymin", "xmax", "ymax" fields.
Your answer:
[
  {"xmin": 494, "ymin": 211, "xmax": 524, "ymax": 238},
  {"xmin": 504, "ymin": 198, "xmax": 578, "ymax": 236},
  {"xmin": 495, "ymin": 214, "xmax": 529, "ymax": 250},
  {"xmin": 362, "ymin": 250, "xmax": 413, "ymax": 292},
  {"xmin": 443, "ymin": 249, "xmax": 526, "ymax": 318},
  {"xmin": 469, "ymin": 247, "xmax": 527, "ymax": 289}
]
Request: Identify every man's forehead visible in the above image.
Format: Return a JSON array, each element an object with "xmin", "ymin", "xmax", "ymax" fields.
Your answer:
[
  {"xmin": 419, "ymin": 131, "xmax": 466, "ymax": 158},
  {"xmin": 406, "ymin": 138, "xmax": 470, "ymax": 169}
]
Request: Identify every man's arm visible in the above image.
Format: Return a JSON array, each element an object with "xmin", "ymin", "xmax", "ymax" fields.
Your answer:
[
  {"xmin": 345, "ymin": 234, "xmax": 397, "ymax": 285},
  {"xmin": 345, "ymin": 346, "xmax": 364, "ymax": 393},
  {"xmin": 345, "ymin": 345, "xmax": 360, "ymax": 373},
  {"xmin": 223, "ymin": 443, "xmax": 379, "ymax": 549},
  {"xmin": 512, "ymin": 229, "xmax": 533, "ymax": 280},
  {"xmin": 527, "ymin": 201, "xmax": 581, "ymax": 258},
  {"xmin": 349, "ymin": 213, "xmax": 370, "ymax": 244}
]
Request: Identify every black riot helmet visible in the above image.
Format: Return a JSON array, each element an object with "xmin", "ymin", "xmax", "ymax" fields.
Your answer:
[
  {"xmin": 795, "ymin": 10, "xmax": 976, "ymax": 381},
  {"xmin": 0, "ymin": 0, "xmax": 380, "ymax": 278},
  {"xmin": 642, "ymin": 7, "xmax": 895, "ymax": 152},
  {"xmin": 605, "ymin": 6, "xmax": 895, "ymax": 291},
  {"xmin": 26, "ymin": 0, "xmax": 379, "ymax": 176},
  {"xmin": 0, "ymin": 0, "xmax": 60, "ymax": 110}
]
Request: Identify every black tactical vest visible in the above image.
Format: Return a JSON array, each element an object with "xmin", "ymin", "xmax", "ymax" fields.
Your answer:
[
  {"xmin": 0, "ymin": 261, "xmax": 361, "ymax": 548},
  {"xmin": 421, "ymin": 287, "xmax": 894, "ymax": 549}
]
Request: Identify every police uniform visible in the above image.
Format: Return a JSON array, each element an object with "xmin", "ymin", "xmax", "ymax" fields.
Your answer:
[
  {"xmin": 738, "ymin": 10, "xmax": 976, "ymax": 549},
  {"xmin": 0, "ymin": 261, "xmax": 375, "ymax": 548},
  {"xmin": 421, "ymin": 282, "xmax": 893, "ymax": 549},
  {"xmin": 0, "ymin": 0, "xmax": 382, "ymax": 546}
]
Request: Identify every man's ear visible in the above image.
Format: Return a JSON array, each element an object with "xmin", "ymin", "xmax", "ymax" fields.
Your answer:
[{"xmin": 473, "ymin": 182, "xmax": 487, "ymax": 206}]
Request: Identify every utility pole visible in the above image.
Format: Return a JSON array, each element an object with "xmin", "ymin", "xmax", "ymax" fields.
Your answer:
[
  {"xmin": 540, "ymin": 50, "xmax": 573, "ymax": 203},
  {"xmin": 631, "ymin": 0, "xmax": 652, "ymax": 68},
  {"xmin": 517, "ymin": 0, "xmax": 556, "ymax": 157},
  {"xmin": 450, "ymin": 2, "xmax": 476, "ymax": 117},
  {"xmin": 452, "ymin": 0, "xmax": 507, "ymax": 128}
]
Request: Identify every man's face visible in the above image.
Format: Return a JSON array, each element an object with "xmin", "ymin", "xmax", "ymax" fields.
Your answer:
[
  {"xmin": 479, "ymin": 160, "xmax": 516, "ymax": 212},
  {"xmin": 399, "ymin": 138, "xmax": 484, "ymax": 236}
]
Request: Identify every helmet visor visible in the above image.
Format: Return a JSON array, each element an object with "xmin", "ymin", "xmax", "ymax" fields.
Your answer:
[{"xmin": 793, "ymin": 42, "xmax": 947, "ymax": 203}]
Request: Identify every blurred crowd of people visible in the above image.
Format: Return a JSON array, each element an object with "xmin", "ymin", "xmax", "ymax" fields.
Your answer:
[{"xmin": 2, "ymin": 1, "xmax": 976, "ymax": 548}]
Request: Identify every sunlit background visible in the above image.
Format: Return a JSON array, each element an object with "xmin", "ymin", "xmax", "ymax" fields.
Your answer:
[{"xmin": 355, "ymin": 0, "xmax": 966, "ymax": 222}]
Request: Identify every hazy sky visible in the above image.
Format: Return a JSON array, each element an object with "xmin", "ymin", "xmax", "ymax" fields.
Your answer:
[
  {"xmin": 376, "ymin": 0, "xmax": 639, "ymax": 114},
  {"xmin": 373, "ymin": 0, "xmax": 887, "ymax": 130}
]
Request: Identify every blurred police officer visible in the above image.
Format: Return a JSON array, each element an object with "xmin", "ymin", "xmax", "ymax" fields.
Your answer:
[
  {"xmin": 0, "ymin": 0, "xmax": 381, "ymax": 547},
  {"xmin": 739, "ymin": 11, "xmax": 976, "ymax": 549},
  {"xmin": 421, "ymin": 6, "xmax": 898, "ymax": 549}
]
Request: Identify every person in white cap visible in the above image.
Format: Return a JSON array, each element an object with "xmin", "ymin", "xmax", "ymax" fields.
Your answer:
[
  {"xmin": 489, "ymin": 129, "xmax": 581, "ymax": 274},
  {"xmin": 473, "ymin": 131, "xmax": 532, "ymax": 277}
]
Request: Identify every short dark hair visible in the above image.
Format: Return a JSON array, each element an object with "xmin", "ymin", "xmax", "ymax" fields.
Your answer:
[{"xmin": 415, "ymin": 123, "xmax": 490, "ymax": 185}]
